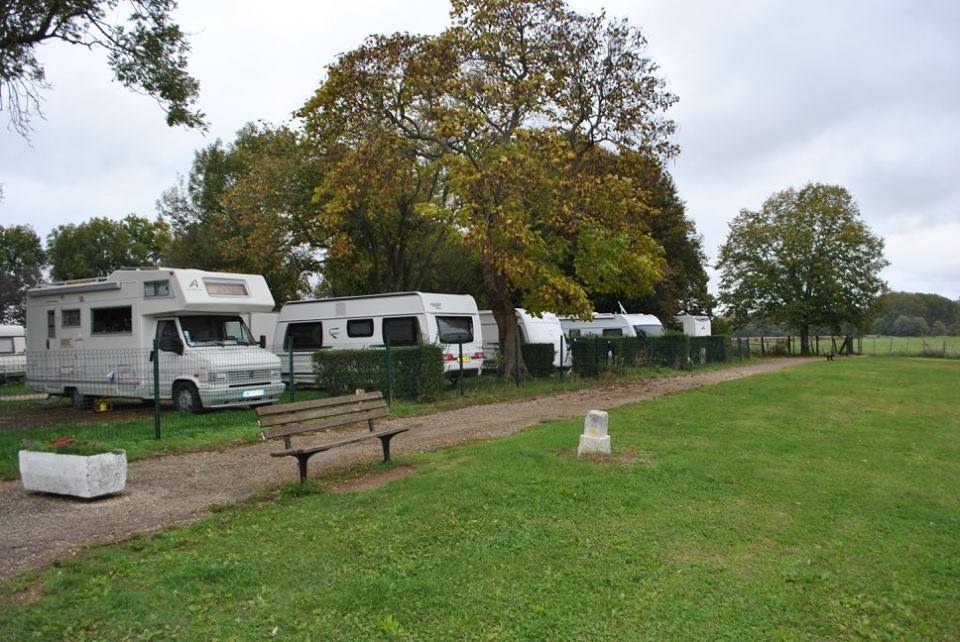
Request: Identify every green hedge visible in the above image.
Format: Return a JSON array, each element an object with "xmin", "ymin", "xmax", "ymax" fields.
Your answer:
[
  {"xmin": 312, "ymin": 344, "xmax": 445, "ymax": 400},
  {"xmin": 521, "ymin": 343, "xmax": 555, "ymax": 377},
  {"xmin": 570, "ymin": 337, "xmax": 640, "ymax": 376},
  {"xmin": 644, "ymin": 335, "xmax": 729, "ymax": 369}
]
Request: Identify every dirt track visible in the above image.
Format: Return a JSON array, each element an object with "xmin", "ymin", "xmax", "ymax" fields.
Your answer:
[{"xmin": 0, "ymin": 358, "xmax": 809, "ymax": 582}]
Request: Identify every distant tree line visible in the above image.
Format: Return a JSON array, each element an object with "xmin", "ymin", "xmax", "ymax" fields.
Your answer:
[{"xmin": 871, "ymin": 292, "xmax": 960, "ymax": 336}]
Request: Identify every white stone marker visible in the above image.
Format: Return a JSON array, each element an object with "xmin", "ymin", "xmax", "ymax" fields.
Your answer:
[{"xmin": 577, "ymin": 409, "xmax": 611, "ymax": 456}]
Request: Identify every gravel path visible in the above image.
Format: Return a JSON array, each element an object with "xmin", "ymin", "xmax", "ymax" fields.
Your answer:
[{"xmin": 0, "ymin": 358, "xmax": 808, "ymax": 582}]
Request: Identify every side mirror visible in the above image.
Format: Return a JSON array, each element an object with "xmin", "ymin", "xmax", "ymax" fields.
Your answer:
[{"xmin": 259, "ymin": 335, "xmax": 266, "ymax": 349}]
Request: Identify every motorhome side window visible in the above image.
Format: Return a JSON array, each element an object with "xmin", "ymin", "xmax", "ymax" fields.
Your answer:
[
  {"xmin": 382, "ymin": 317, "xmax": 420, "ymax": 347},
  {"xmin": 92, "ymin": 307, "xmax": 132, "ymax": 334},
  {"xmin": 285, "ymin": 322, "xmax": 324, "ymax": 350},
  {"xmin": 602, "ymin": 328, "xmax": 623, "ymax": 337},
  {"xmin": 0, "ymin": 337, "xmax": 13, "ymax": 354},
  {"xmin": 144, "ymin": 280, "xmax": 170, "ymax": 297},
  {"xmin": 436, "ymin": 316, "xmax": 474, "ymax": 343},
  {"xmin": 47, "ymin": 310, "xmax": 56, "ymax": 338},
  {"xmin": 347, "ymin": 319, "xmax": 374, "ymax": 338},
  {"xmin": 61, "ymin": 309, "xmax": 81, "ymax": 327}
]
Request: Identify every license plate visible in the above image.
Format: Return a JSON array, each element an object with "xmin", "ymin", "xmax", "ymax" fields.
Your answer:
[
  {"xmin": 456, "ymin": 357, "xmax": 472, "ymax": 363},
  {"xmin": 241, "ymin": 389, "xmax": 265, "ymax": 399}
]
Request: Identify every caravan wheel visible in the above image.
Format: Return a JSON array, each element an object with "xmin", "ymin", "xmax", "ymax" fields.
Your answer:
[{"xmin": 173, "ymin": 382, "xmax": 203, "ymax": 413}]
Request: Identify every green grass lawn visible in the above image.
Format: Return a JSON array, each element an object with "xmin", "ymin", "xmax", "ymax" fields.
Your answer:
[
  {"xmin": 0, "ymin": 364, "xmax": 704, "ymax": 481},
  {"xmin": 2, "ymin": 356, "xmax": 958, "ymax": 639}
]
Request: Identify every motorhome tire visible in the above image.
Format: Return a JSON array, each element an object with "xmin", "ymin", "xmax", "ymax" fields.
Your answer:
[
  {"xmin": 173, "ymin": 382, "xmax": 202, "ymax": 413},
  {"xmin": 70, "ymin": 388, "xmax": 92, "ymax": 409}
]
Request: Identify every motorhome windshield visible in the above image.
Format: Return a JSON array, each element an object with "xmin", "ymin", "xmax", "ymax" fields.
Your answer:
[
  {"xmin": 633, "ymin": 326, "xmax": 649, "ymax": 337},
  {"xmin": 179, "ymin": 316, "xmax": 255, "ymax": 347}
]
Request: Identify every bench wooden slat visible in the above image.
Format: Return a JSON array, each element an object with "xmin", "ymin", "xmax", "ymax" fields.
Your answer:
[
  {"xmin": 269, "ymin": 426, "xmax": 410, "ymax": 457},
  {"xmin": 258, "ymin": 398, "xmax": 387, "ymax": 428},
  {"xmin": 255, "ymin": 391, "xmax": 383, "ymax": 417},
  {"xmin": 261, "ymin": 407, "xmax": 390, "ymax": 441}
]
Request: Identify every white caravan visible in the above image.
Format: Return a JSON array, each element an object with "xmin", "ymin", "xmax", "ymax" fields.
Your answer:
[
  {"xmin": 0, "ymin": 325, "xmax": 27, "ymax": 383},
  {"xmin": 246, "ymin": 312, "xmax": 280, "ymax": 348},
  {"xmin": 676, "ymin": 314, "xmax": 711, "ymax": 337},
  {"xmin": 25, "ymin": 268, "xmax": 284, "ymax": 411},
  {"xmin": 559, "ymin": 312, "xmax": 665, "ymax": 339},
  {"xmin": 479, "ymin": 309, "xmax": 572, "ymax": 368},
  {"xmin": 273, "ymin": 292, "xmax": 484, "ymax": 383}
]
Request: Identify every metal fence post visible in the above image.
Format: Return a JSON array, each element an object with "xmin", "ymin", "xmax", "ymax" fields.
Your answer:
[
  {"xmin": 152, "ymin": 339, "xmax": 161, "ymax": 440},
  {"xmin": 385, "ymin": 335, "xmax": 393, "ymax": 404},
  {"xmin": 761, "ymin": 336, "xmax": 766, "ymax": 356},
  {"xmin": 559, "ymin": 335, "xmax": 565, "ymax": 381},
  {"xmin": 458, "ymin": 341, "xmax": 464, "ymax": 396},
  {"xmin": 287, "ymin": 336, "xmax": 296, "ymax": 402}
]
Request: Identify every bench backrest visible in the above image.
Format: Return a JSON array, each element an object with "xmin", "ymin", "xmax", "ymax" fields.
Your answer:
[{"xmin": 257, "ymin": 391, "xmax": 387, "ymax": 441}]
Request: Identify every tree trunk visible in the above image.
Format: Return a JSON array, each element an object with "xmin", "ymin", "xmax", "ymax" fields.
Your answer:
[
  {"xmin": 800, "ymin": 326, "xmax": 811, "ymax": 356},
  {"xmin": 481, "ymin": 255, "xmax": 526, "ymax": 379}
]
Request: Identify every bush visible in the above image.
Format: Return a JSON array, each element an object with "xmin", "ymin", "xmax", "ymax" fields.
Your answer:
[
  {"xmin": 571, "ymin": 337, "xmax": 641, "ymax": 376},
  {"xmin": 521, "ymin": 343, "xmax": 555, "ymax": 377},
  {"xmin": 892, "ymin": 315, "xmax": 929, "ymax": 337},
  {"xmin": 312, "ymin": 344, "xmax": 445, "ymax": 400},
  {"xmin": 644, "ymin": 335, "xmax": 685, "ymax": 368}
]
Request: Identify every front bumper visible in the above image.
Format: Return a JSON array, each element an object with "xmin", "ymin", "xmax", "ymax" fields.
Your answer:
[{"xmin": 199, "ymin": 381, "xmax": 286, "ymax": 408}]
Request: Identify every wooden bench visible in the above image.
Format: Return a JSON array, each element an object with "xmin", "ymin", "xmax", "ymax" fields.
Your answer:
[{"xmin": 256, "ymin": 391, "xmax": 409, "ymax": 483}]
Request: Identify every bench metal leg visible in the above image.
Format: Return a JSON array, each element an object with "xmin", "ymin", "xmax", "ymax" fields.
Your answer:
[
  {"xmin": 295, "ymin": 453, "xmax": 311, "ymax": 483},
  {"xmin": 377, "ymin": 434, "xmax": 394, "ymax": 463}
]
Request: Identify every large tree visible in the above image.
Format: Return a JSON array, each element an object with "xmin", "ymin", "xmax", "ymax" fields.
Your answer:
[
  {"xmin": 300, "ymin": 0, "xmax": 677, "ymax": 376},
  {"xmin": 0, "ymin": 0, "xmax": 204, "ymax": 136},
  {"xmin": 46, "ymin": 214, "xmax": 169, "ymax": 280},
  {"xmin": 591, "ymin": 152, "xmax": 710, "ymax": 320},
  {"xmin": 717, "ymin": 183, "xmax": 887, "ymax": 354},
  {"xmin": 0, "ymin": 224, "xmax": 45, "ymax": 323}
]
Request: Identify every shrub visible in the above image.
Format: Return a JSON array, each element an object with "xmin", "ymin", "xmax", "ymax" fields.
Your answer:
[
  {"xmin": 521, "ymin": 343, "xmax": 555, "ymax": 377},
  {"xmin": 892, "ymin": 315, "xmax": 929, "ymax": 337},
  {"xmin": 645, "ymin": 335, "xmax": 685, "ymax": 368},
  {"xmin": 312, "ymin": 344, "xmax": 445, "ymax": 401}
]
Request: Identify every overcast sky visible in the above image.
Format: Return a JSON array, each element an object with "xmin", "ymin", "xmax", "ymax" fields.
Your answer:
[{"xmin": 2, "ymin": 0, "xmax": 958, "ymax": 299}]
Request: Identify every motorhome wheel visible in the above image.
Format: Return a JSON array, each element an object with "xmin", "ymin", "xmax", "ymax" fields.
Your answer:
[
  {"xmin": 173, "ymin": 382, "xmax": 202, "ymax": 413},
  {"xmin": 70, "ymin": 388, "xmax": 92, "ymax": 409}
]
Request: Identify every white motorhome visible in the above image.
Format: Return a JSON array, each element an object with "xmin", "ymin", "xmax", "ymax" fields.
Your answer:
[
  {"xmin": 479, "ymin": 309, "xmax": 572, "ymax": 368},
  {"xmin": 0, "ymin": 325, "xmax": 27, "ymax": 383},
  {"xmin": 676, "ymin": 314, "xmax": 711, "ymax": 337},
  {"xmin": 273, "ymin": 292, "xmax": 484, "ymax": 383},
  {"xmin": 559, "ymin": 312, "xmax": 665, "ymax": 339},
  {"xmin": 25, "ymin": 268, "xmax": 285, "ymax": 411}
]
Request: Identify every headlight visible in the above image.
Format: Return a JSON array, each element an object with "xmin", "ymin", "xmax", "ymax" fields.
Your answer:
[
  {"xmin": 269, "ymin": 368, "xmax": 281, "ymax": 379},
  {"xmin": 206, "ymin": 371, "xmax": 227, "ymax": 383}
]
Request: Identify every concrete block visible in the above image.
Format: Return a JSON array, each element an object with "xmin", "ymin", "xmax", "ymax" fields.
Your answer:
[
  {"xmin": 584, "ymin": 410, "xmax": 608, "ymax": 438},
  {"xmin": 19, "ymin": 450, "xmax": 126, "ymax": 498},
  {"xmin": 578, "ymin": 433, "xmax": 611, "ymax": 456}
]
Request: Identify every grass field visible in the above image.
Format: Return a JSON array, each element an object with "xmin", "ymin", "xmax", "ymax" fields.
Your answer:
[
  {"xmin": 2, "ymin": 357, "xmax": 958, "ymax": 639},
  {"xmin": 737, "ymin": 335, "xmax": 960, "ymax": 357},
  {"xmin": 0, "ymin": 363, "xmax": 707, "ymax": 481}
]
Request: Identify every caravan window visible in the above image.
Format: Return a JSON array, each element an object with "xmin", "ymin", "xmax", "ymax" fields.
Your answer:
[
  {"xmin": 62, "ymin": 309, "xmax": 81, "ymax": 327},
  {"xmin": 144, "ymin": 280, "xmax": 170, "ymax": 298},
  {"xmin": 180, "ymin": 316, "xmax": 255, "ymax": 347},
  {"xmin": 0, "ymin": 338, "xmax": 13, "ymax": 354},
  {"xmin": 47, "ymin": 310, "xmax": 56, "ymax": 339},
  {"xmin": 347, "ymin": 319, "xmax": 374, "ymax": 338},
  {"xmin": 383, "ymin": 317, "xmax": 420, "ymax": 347},
  {"xmin": 602, "ymin": 328, "xmax": 623, "ymax": 337},
  {"xmin": 567, "ymin": 329, "xmax": 581, "ymax": 339},
  {"xmin": 436, "ymin": 316, "xmax": 474, "ymax": 344},
  {"xmin": 92, "ymin": 307, "xmax": 132, "ymax": 334},
  {"xmin": 284, "ymin": 322, "xmax": 324, "ymax": 350}
]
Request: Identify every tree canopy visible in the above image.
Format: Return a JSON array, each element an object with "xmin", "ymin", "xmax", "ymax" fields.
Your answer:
[
  {"xmin": 300, "ymin": 0, "xmax": 679, "ymax": 375},
  {"xmin": 46, "ymin": 214, "xmax": 169, "ymax": 281},
  {"xmin": 717, "ymin": 183, "xmax": 887, "ymax": 353},
  {"xmin": 0, "ymin": 224, "xmax": 44, "ymax": 324},
  {"xmin": 0, "ymin": 0, "xmax": 204, "ymax": 136}
]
